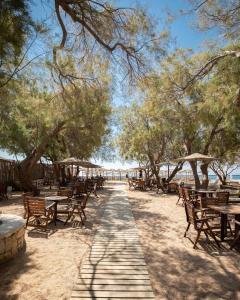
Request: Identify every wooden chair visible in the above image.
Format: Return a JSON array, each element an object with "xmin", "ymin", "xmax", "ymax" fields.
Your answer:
[
  {"xmin": 0, "ymin": 183, "xmax": 8, "ymax": 200},
  {"xmin": 22, "ymin": 192, "xmax": 34, "ymax": 218},
  {"xmin": 200, "ymin": 195, "xmax": 233, "ymax": 235},
  {"xmin": 216, "ymin": 191, "xmax": 229, "ymax": 203},
  {"xmin": 230, "ymin": 220, "xmax": 240, "ymax": 250},
  {"xmin": 56, "ymin": 189, "xmax": 74, "ymax": 223},
  {"xmin": 184, "ymin": 202, "xmax": 221, "ymax": 249},
  {"xmin": 26, "ymin": 197, "xmax": 55, "ymax": 230},
  {"xmin": 182, "ymin": 187, "xmax": 199, "ymax": 205},
  {"xmin": 176, "ymin": 186, "xmax": 184, "ymax": 205},
  {"xmin": 167, "ymin": 182, "xmax": 178, "ymax": 193}
]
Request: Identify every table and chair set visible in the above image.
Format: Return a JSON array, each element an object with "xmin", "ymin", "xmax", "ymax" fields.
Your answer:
[
  {"xmin": 178, "ymin": 186, "xmax": 240, "ymax": 250},
  {"xmin": 22, "ymin": 179, "xmax": 102, "ymax": 231}
]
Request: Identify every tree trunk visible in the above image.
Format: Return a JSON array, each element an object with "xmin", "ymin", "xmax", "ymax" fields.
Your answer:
[
  {"xmin": 200, "ymin": 163, "xmax": 209, "ymax": 189},
  {"xmin": 166, "ymin": 162, "xmax": 183, "ymax": 183},
  {"xmin": 17, "ymin": 122, "xmax": 65, "ymax": 191},
  {"xmin": 189, "ymin": 161, "xmax": 201, "ymax": 189},
  {"xmin": 151, "ymin": 166, "xmax": 166, "ymax": 193}
]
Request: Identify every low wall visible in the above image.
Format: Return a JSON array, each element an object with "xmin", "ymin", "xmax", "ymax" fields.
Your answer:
[{"xmin": 0, "ymin": 214, "xmax": 26, "ymax": 263}]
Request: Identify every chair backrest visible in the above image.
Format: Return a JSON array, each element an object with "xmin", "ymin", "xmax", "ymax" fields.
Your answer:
[
  {"xmin": 182, "ymin": 187, "xmax": 192, "ymax": 202},
  {"xmin": 75, "ymin": 182, "xmax": 87, "ymax": 194},
  {"xmin": 184, "ymin": 202, "xmax": 197, "ymax": 227},
  {"xmin": 22, "ymin": 192, "xmax": 34, "ymax": 210},
  {"xmin": 216, "ymin": 191, "xmax": 229, "ymax": 204},
  {"xmin": 0, "ymin": 183, "xmax": 7, "ymax": 194},
  {"xmin": 178, "ymin": 186, "xmax": 184, "ymax": 198},
  {"xmin": 57, "ymin": 189, "xmax": 73, "ymax": 198},
  {"xmin": 26, "ymin": 197, "xmax": 46, "ymax": 216},
  {"xmin": 200, "ymin": 197, "xmax": 219, "ymax": 209}
]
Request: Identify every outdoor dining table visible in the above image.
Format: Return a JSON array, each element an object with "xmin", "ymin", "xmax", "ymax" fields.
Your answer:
[
  {"xmin": 229, "ymin": 197, "xmax": 240, "ymax": 204},
  {"xmin": 45, "ymin": 195, "xmax": 68, "ymax": 223},
  {"xmin": 194, "ymin": 189, "xmax": 216, "ymax": 197},
  {"xmin": 208, "ymin": 204, "xmax": 240, "ymax": 241}
]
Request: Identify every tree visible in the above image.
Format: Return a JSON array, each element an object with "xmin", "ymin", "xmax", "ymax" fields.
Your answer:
[
  {"xmin": 118, "ymin": 45, "xmax": 240, "ymax": 189},
  {"xmin": 117, "ymin": 100, "xmax": 183, "ymax": 191},
  {"xmin": 0, "ymin": 66, "xmax": 111, "ymax": 190},
  {"xmin": 189, "ymin": 0, "xmax": 240, "ymax": 40}
]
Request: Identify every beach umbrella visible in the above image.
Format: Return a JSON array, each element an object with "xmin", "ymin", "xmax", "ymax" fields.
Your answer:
[
  {"xmin": 155, "ymin": 161, "xmax": 176, "ymax": 178},
  {"xmin": 175, "ymin": 153, "xmax": 216, "ymax": 163}
]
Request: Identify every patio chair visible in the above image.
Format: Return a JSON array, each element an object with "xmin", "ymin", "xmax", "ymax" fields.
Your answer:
[
  {"xmin": 200, "ymin": 195, "xmax": 233, "ymax": 235},
  {"xmin": 128, "ymin": 179, "xmax": 135, "ymax": 190},
  {"xmin": 184, "ymin": 201, "xmax": 221, "ymax": 249},
  {"xmin": 56, "ymin": 189, "xmax": 74, "ymax": 223},
  {"xmin": 176, "ymin": 186, "xmax": 184, "ymax": 206},
  {"xmin": 230, "ymin": 220, "xmax": 240, "ymax": 250},
  {"xmin": 26, "ymin": 197, "xmax": 56, "ymax": 230},
  {"xmin": 182, "ymin": 187, "xmax": 200, "ymax": 206},
  {"xmin": 0, "ymin": 183, "xmax": 8, "ymax": 200}
]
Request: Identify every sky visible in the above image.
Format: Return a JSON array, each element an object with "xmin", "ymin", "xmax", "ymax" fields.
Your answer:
[{"xmin": 0, "ymin": 0, "xmax": 220, "ymax": 170}]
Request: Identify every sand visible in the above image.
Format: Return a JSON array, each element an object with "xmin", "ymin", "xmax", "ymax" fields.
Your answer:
[
  {"xmin": 0, "ymin": 186, "xmax": 112, "ymax": 300},
  {"xmin": 1, "ymin": 182, "xmax": 240, "ymax": 300},
  {"xmin": 127, "ymin": 185, "xmax": 240, "ymax": 300}
]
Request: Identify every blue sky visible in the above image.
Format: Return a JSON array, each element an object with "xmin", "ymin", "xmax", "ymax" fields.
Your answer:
[{"xmin": 0, "ymin": 0, "xmax": 220, "ymax": 170}]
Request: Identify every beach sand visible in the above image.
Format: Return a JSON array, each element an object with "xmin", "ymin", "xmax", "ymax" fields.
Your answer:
[
  {"xmin": 127, "ymin": 185, "xmax": 240, "ymax": 300},
  {"xmin": 0, "ymin": 182, "xmax": 239, "ymax": 299},
  {"xmin": 0, "ymin": 185, "xmax": 113, "ymax": 300}
]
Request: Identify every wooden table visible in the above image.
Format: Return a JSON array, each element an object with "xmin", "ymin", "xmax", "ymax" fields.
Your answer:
[
  {"xmin": 194, "ymin": 189, "xmax": 216, "ymax": 197},
  {"xmin": 208, "ymin": 204, "xmax": 240, "ymax": 241},
  {"xmin": 45, "ymin": 195, "xmax": 68, "ymax": 223},
  {"xmin": 229, "ymin": 197, "xmax": 240, "ymax": 204}
]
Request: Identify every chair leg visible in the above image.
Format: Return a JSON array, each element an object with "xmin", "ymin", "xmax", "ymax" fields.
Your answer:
[
  {"xmin": 176, "ymin": 196, "xmax": 180, "ymax": 205},
  {"xmin": 184, "ymin": 223, "xmax": 190, "ymax": 237},
  {"xmin": 230, "ymin": 231, "xmax": 240, "ymax": 250},
  {"xmin": 81, "ymin": 207, "xmax": 86, "ymax": 219},
  {"xmin": 77, "ymin": 206, "xmax": 84, "ymax": 225},
  {"xmin": 205, "ymin": 221, "xmax": 221, "ymax": 248},
  {"xmin": 227, "ymin": 220, "xmax": 233, "ymax": 236},
  {"xmin": 26, "ymin": 216, "xmax": 30, "ymax": 227},
  {"xmin": 193, "ymin": 223, "xmax": 204, "ymax": 249}
]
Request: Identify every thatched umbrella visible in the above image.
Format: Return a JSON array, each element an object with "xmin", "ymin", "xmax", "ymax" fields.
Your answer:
[
  {"xmin": 155, "ymin": 161, "xmax": 176, "ymax": 178},
  {"xmin": 175, "ymin": 153, "xmax": 215, "ymax": 163},
  {"xmin": 175, "ymin": 153, "xmax": 216, "ymax": 188}
]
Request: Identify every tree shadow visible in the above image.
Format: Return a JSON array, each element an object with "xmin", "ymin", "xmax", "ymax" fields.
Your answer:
[
  {"xmin": 0, "ymin": 248, "xmax": 37, "ymax": 300},
  {"xmin": 127, "ymin": 191, "xmax": 240, "ymax": 300}
]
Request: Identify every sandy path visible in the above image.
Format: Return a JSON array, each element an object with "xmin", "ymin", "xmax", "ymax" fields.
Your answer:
[
  {"xmin": 0, "ymin": 184, "xmax": 113, "ymax": 300},
  {"xmin": 127, "ymin": 185, "xmax": 240, "ymax": 300}
]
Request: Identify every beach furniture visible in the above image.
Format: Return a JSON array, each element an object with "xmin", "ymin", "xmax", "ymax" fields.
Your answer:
[
  {"xmin": 184, "ymin": 202, "xmax": 220, "ymax": 249},
  {"xmin": 26, "ymin": 197, "xmax": 55, "ymax": 230}
]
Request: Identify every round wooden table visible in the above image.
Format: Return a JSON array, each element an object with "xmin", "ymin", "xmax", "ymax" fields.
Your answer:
[{"xmin": 45, "ymin": 195, "xmax": 68, "ymax": 223}]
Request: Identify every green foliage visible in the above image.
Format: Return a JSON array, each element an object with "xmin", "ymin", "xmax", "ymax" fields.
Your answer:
[
  {"xmin": 118, "ymin": 43, "xmax": 240, "ymax": 169},
  {"xmin": 0, "ymin": 0, "xmax": 33, "ymax": 63},
  {"xmin": 0, "ymin": 69, "xmax": 111, "ymax": 161},
  {"xmin": 190, "ymin": 0, "xmax": 240, "ymax": 40}
]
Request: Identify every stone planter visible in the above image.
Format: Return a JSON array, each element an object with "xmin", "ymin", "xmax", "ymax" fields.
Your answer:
[{"xmin": 0, "ymin": 214, "xmax": 26, "ymax": 263}]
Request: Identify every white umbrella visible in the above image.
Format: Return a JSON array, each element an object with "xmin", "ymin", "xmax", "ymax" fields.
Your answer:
[{"xmin": 175, "ymin": 153, "xmax": 216, "ymax": 163}]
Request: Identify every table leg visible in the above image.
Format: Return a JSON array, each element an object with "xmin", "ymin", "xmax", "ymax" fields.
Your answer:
[
  {"xmin": 235, "ymin": 214, "xmax": 240, "ymax": 238},
  {"xmin": 220, "ymin": 213, "xmax": 227, "ymax": 241},
  {"xmin": 54, "ymin": 201, "xmax": 57, "ymax": 224}
]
